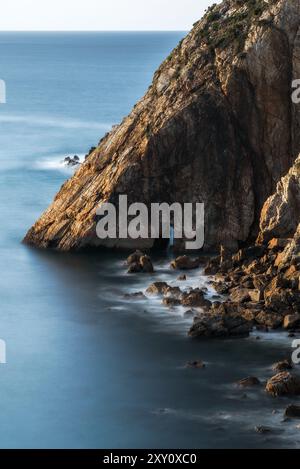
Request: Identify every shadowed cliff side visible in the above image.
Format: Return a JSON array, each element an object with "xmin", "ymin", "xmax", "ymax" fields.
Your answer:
[{"xmin": 24, "ymin": 0, "xmax": 300, "ymax": 251}]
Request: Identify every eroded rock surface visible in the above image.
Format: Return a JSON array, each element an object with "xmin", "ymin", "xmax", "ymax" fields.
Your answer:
[{"xmin": 24, "ymin": 0, "xmax": 300, "ymax": 251}]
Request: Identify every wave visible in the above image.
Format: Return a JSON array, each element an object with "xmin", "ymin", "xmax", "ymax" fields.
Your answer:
[
  {"xmin": 0, "ymin": 114, "xmax": 112, "ymax": 130},
  {"xmin": 33, "ymin": 153, "xmax": 85, "ymax": 172}
]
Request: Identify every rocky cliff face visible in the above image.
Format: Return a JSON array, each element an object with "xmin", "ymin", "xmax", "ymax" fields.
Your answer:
[{"xmin": 24, "ymin": 0, "xmax": 300, "ymax": 251}]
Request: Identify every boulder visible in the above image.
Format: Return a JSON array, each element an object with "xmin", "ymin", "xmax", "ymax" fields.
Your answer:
[
  {"xmin": 189, "ymin": 312, "xmax": 251, "ymax": 339},
  {"xmin": 146, "ymin": 282, "xmax": 169, "ymax": 295},
  {"xmin": 171, "ymin": 256, "xmax": 200, "ymax": 270},
  {"xmin": 283, "ymin": 314, "xmax": 300, "ymax": 330},
  {"xmin": 181, "ymin": 289, "xmax": 211, "ymax": 309},
  {"xmin": 265, "ymin": 372, "xmax": 300, "ymax": 397},
  {"xmin": 140, "ymin": 255, "xmax": 154, "ymax": 273}
]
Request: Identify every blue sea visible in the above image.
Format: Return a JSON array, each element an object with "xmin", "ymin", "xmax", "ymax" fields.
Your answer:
[{"xmin": 0, "ymin": 32, "xmax": 298, "ymax": 449}]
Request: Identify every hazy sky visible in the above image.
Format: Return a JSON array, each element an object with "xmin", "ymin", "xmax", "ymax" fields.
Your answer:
[{"xmin": 0, "ymin": 0, "xmax": 219, "ymax": 31}]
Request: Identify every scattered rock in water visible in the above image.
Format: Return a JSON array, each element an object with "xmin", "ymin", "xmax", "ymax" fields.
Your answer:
[
  {"xmin": 162, "ymin": 297, "xmax": 181, "ymax": 307},
  {"xmin": 171, "ymin": 255, "xmax": 200, "ymax": 270},
  {"xmin": 127, "ymin": 251, "xmax": 154, "ymax": 274},
  {"xmin": 237, "ymin": 376, "xmax": 260, "ymax": 388},
  {"xmin": 186, "ymin": 360, "xmax": 206, "ymax": 369},
  {"xmin": 255, "ymin": 426, "xmax": 272, "ymax": 435},
  {"xmin": 272, "ymin": 359, "xmax": 293, "ymax": 373},
  {"xmin": 63, "ymin": 155, "xmax": 81, "ymax": 167},
  {"xmin": 123, "ymin": 291, "xmax": 146, "ymax": 300},
  {"xmin": 164, "ymin": 286, "xmax": 182, "ymax": 299},
  {"xmin": 181, "ymin": 289, "xmax": 211, "ymax": 309},
  {"xmin": 284, "ymin": 405, "xmax": 300, "ymax": 419},
  {"xmin": 265, "ymin": 372, "xmax": 300, "ymax": 397},
  {"xmin": 146, "ymin": 282, "xmax": 169, "ymax": 295},
  {"xmin": 177, "ymin": 274, "xmax": 187, "ymax": 281}
]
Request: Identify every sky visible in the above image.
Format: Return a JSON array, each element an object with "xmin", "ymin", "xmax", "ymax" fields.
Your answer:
[{"xmin": 0, "ymin": 0, "xmax": 220, "ymax": 31}]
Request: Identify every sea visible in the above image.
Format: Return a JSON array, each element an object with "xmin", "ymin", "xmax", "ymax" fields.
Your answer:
[{"xmin": 0, "ymin": 31, "xmax": 298, "ymax": 448}]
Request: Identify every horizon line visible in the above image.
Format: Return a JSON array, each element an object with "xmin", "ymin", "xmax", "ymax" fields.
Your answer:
[{"xmin": 0, "ymin": 29, "xmax": 188, "ymax": 33}]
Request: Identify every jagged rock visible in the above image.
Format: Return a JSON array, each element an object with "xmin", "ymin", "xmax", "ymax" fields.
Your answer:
[
  {"xmin": 146, "ymin": 282, "xmax": 169, "ymax": 295},
  {"xmin": 181, "ymin": 289, "xmax": 211, "ymax": 309},
  {"xmin": 265, "ymin": 372, "xmax": 300, "ymax": 397},
  {"xmin": 24, "ymin": 0, "xmax": 300, "ymax": 252},
  {"xmin": 268, "ymin": 238, "xmax": 291, "ymax": 251},
  {"xmin": 237, "ymin": 376, "xmax": 260, "ymax": 387},
  {"xmin": 255, "ymin": 311, "xmax": 283, "ymax": 329},
  {"xmin": 63, "ymin": 155, "xmax": 80, "ymax": 167},
  {"xmin": 258, "ymin": 156, "xmax": 300, "ymax": 244},
  {"xmin": 283, "ymin": 314, "xmax": 300, "ymax": 330},
  {"xmin": 284, "ymin": 405, "xmax": 300, "ymax": 418},
  {"xmin": 127, "ymin": 262, "xmax": 142, "ymax": 273},
  {"xmin": 230, "ymin": 287, "xmax": 250, "ymax": 303},
  {"xmin": 171, "ymin": 256, "xmax": 200, "ymax": 270},
  {"xmin": 189, "ymin": 310, "xmax": 251, "ymax": 339},
  {"xmin": 248, "ymin": 289, "xmax": 264, "ymax": 302}
]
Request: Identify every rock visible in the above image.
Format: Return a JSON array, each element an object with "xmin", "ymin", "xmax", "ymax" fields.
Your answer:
[
  {"xmin": 255, "ymin": 426, "xmax": 272, "ymax": 435},
  {"xmin": 164, "ymin": 286, "xmax": 182, "ymax": 299},
  {"xmin": 123, "ymin": 291, "xmax": 146, "ymax": 299},
  {"xmin": 265, "ymin": 372, "xmax": 300, "ymax": 397},
  {"xmin": 127, "ymin": 252, "xmax": 154, "ymax": 273},
  {"xmin": 272, "ymin": 359, "xmax": 293, "ymax": 372},
  {"xmin": 181, "ymin": 289, "xmax": 211, "ymax": 309},
  {"xmin": 127, "ymin": 250, "xmax": 144, "ymax": 265},
  {"xmin": 237, "ymin": 377, "xmax": 260, "ymax": 388},
  {"xmin": 230, "ymin": 287, "xmax": 250, "ymax": 303},
  {"xmin": 162, "ymin": 297, "xmax": 181, "ymax": 307},
  {"xmin": 255, "ymin": 311, "xmax": 283, "ymax": 329},
  {"xmin": 189, "ymin": 312, "xmax": 251, "ymax": 339},
  {"xmin": 177, "ymin": 274, "xmax": 187, "ymax": 281},
  {"xmin": 284, "ymin": 405, "xmax": 300, "ymax": 419},
  {"xmin": 258, "ymin": 155, "xmax": 300, "ymax": 245},
  {"xmin": 184, "ymin": 309, "xmax": 196, "ymax": 318},
  {"xmin": 146, "ymin": 282, "xmax": 169, "ymax": 295},
  {"xmin": 171, "ymin": 256, "xmax": 200, "ymax": 270},
  {"xmin": 63, "ymin": 155, "xmax": 81, "ymax": 167},
  {"xmin": 127, "ymin": 262, "xmax": 142, "ymax": 273},
  {"xmin": 283, "ymin": 314, "xmax": 300, "ymax": 330},
  {"xmin": 268, "ymin": 238, "xmax": 291, "ymax": 251},
  {"xmin": 140, "ymin": 255, "xmax": 154, "ymax": 273},
  {"xmin": 186, "ymin": 360, "xmax": 206, "ymax": 369},
  {"xmin": 248, "ymin": 289, "xmax": 264, "ymax": 302},
  {"xmin": 25, "ymin": 2, "xmax": 300, "ymax": 252}
]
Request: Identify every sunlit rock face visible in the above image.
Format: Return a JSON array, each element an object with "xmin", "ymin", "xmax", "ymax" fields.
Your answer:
[{"xmin": 24, "ymin": 0, "xmax": 300, "ymax": 251}]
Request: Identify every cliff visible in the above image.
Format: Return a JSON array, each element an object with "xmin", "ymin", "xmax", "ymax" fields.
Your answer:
[{"xmin": 24, "ymin": 0, "xmax": 300, "ymax": 251}]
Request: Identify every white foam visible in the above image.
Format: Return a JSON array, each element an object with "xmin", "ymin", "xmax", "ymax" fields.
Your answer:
[{"xmin": 0, "ymin": 114, "xmax": 112, "ymax": 130}]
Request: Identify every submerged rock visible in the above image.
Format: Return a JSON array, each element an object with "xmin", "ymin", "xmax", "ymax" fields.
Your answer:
[
  {"xmin": 186, "ymin": 360, "xmax": 206, "ymax": 369},
  {"xmin": 237, "ymin": 377, "xmax": 260, "ymax": 388},
  {"xmin": 63, "ymin": 155, "xmax": 80, "ymax": 167}
]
